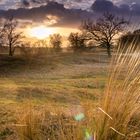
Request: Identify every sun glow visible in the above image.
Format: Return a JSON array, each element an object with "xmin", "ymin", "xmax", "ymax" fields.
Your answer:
[{"xmin": 29, "ymin": 25, "xmax": 55, "ymax": 39}]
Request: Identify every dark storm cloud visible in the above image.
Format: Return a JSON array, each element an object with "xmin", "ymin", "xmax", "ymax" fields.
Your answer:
[
  {"xmin": 0, "ymin": 0, "xmax": 140, "ymax": 28},
  {"xmin": 131, "ymin": 3, "xmax": 140, "ymax": 14},
  {"xmin": 0, "ymin": 1, "xmax": 93, "ymax": 27},
  {"xmin": 91, "ymin": 0, "xmax": 116, "ymax": 13},
  {"xmin": 91, "ymin": 0, "xmax": 140, "ymax": 15},
  {"xmin": 22, "ymin": 0, "xmax": 30, "ymax": 7},
  {"xmin": 30, "ymin": 0, "xmax": 40, "ymax": 3}
]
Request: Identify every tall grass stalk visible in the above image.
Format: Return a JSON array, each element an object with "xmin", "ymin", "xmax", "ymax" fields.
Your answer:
[{"xmin": 94, "ymin": 35, "xmax": 140, "ymax": 140}]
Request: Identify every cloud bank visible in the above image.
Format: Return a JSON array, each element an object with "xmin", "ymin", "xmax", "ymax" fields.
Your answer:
[
  {"xmin": 91, "ymin": 0, "xmax": 140, "ymax": 16},
  {"xmin": 0, "ymin": 0, "xmax": 139, "ymax": 28},
  {"xmin": 0, "ymin": 1, "xmax": 94, "ymax": 27}
]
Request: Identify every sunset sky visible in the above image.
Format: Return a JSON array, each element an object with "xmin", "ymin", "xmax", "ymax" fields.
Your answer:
[{"xmin": 0, "ymin": 0, "xmax": 140, "ymax": 40}]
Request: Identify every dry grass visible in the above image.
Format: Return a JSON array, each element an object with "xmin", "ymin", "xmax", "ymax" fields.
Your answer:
[
  {"xmin": 0, "ymin": 51, "xmax": 108, "ymax": 139},
  {"xmin": 14, "ymin": 39, "xmax": 140, "ymax": 140},
  {"xmin": 92, "ymin": 36, "xmax": 140, "ymax": 140},
  {"xmin": 0, "ymin": 44, "xmax": 139, "ymax": 139},
  {"xmin": 14, "ymin": 103, "xmax": 84, "ymax": 140}
]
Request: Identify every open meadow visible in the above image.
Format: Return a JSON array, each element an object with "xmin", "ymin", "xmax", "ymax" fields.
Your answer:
[
  {"xmin": 0, "ymin": 51, "xmax": 111, "ymax": 139},
  {"xmin": 0, "ymin": 46, "xmax": 139, "ymax": 140}
]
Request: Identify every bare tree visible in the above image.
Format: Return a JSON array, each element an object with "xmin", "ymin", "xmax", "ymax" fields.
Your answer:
[
  {"xmin": 34, "ymin": 40, "xmax": 48, "ymax": 48},
  {"xmin": 34, "ymin": 40, "xmax": 49, "ymax": 55},
  {"xmin": 82, "ymin": 13, "xmax": 128, "ymax": 57},
  {"xmin": 68, "ymin": 32, "xmax": 86, "ymax": 51},
  {"xmin": 49, "ymin": 34, "xmax": 62, "ymax": 52},
  {"xmin": 4, "ymin": 17, "xmax": 23, "ymax": 56}
]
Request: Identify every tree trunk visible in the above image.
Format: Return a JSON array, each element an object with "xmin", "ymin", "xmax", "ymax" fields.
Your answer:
[
  {"xmin": 9, "ymin": 44, "xmax": 13, "ymax": 56},
  {"xmin": 107, "ymin": 44, "xmax": 111, "ymax": 57}
]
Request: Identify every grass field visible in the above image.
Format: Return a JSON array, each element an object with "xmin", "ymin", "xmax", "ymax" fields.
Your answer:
[{"xmin": 0, "ymin": 51, "xmax": 111, "ymax": 139}]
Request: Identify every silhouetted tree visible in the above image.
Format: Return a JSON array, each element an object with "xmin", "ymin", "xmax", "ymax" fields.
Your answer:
[
  {"xmin": 49, "ymin": 34, "xmax": 62, "ymax": 52},
  {"xmin": 118, "ymin": 31, "xmax": 140, "ymax": 52},
  {"xmin": 4, "ymin": 17, "xmax": 23, "ymax": 56},
  {"xmin": 34, "ymin": 40, "xmax": 49, "ymax": 55},
  {"xmin": 82, "ymin": 13, "xmax": 128, "ymax": 57},
  {"xmin": 133, "ymin": 29, "xmax": 140, "ymax": 34},
  {"xmin": 34, "ymin": 40, "xmax": 48, "ymax": 48},
  {"xmin": 68, "ymin": 32, "xmax": 86, "ymax": 51}
]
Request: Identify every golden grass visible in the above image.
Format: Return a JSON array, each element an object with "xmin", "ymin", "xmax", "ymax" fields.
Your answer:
[
  {"xmin": 93, "ymin": 36, "xmax": 140, "ymax": 140},
  {"xmin": 11, "ymin": 38, "xmax": 140, "ymax": 140},
  {"xmin": 15, "ymin": 102, "xmax": 84, "ymax": 140},
  {"xmin": 0, "ymin": 43, "xmax": 139, "ymax": 139}
]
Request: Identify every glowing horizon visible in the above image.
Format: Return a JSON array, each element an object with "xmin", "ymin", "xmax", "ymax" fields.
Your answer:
[
  {"xmin": 25, "ymin": 25, "xmax": 79, "ymax": 40},
  {"xmin": 27, "ymin": 25, "xmax": 55, "ymax": 40}
]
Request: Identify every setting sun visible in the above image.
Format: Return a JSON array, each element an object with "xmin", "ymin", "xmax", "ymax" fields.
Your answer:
[{"xmin": 29, "ymin": 26, "xmax": 55, "ymax": 39}]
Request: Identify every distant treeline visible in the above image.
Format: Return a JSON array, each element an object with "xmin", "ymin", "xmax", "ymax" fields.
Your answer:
[{"xmin": 0, "ymin": 13, "xmax": 140, "ymax": 57}]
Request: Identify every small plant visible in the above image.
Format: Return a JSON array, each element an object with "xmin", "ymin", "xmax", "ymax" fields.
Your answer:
[{"xmin": 0, "ymin": 127, "xmax": 13, "ymax": 139}]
